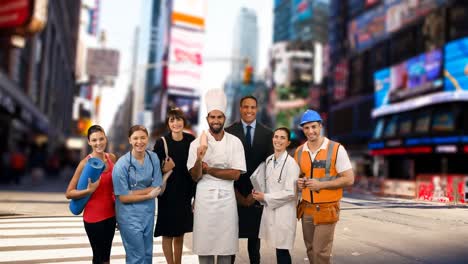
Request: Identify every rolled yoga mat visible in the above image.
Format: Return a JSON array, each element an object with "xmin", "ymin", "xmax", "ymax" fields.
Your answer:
[{"xmin": 69, "ymin": 157, "xmax": 106, "ymax": 215}]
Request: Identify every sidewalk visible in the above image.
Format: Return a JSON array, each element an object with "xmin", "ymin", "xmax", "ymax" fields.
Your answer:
[
  {"xmin": 0, "ymin": 173, "xmax": 69, "ymax": 193},
  {"xmin": 0, "ymin": 174, "xmax": 70, "ymax": 217}
]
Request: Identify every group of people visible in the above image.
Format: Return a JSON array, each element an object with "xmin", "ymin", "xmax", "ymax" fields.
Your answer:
[{"xmin": 65, "ymin": 88, "xmax": 354, "ymax": 264}]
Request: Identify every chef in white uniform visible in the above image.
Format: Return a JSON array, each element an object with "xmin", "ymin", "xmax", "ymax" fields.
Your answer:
[{"xmin": 187, "ymin": 89, "xmax": 247, "ymax": 264}]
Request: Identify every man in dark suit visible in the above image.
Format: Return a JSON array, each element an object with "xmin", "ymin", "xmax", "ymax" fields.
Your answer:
[{"xmin": 225, "ymin": 95, "xmax": 273, "ymax": 264}]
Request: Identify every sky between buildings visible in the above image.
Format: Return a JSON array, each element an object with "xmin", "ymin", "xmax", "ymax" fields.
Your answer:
[{"xmin": 98, "ymin": 0, "xmax": 273, "ymax": 131}]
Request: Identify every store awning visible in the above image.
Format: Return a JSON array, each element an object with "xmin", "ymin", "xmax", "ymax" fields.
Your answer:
[{"xmin": 0, "ymin": 71, "xmax": 49, "ymax": 133}]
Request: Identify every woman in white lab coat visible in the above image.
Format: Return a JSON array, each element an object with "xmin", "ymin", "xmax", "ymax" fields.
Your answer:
[{"xmin": 252, "ymin": 127, "xmax": 300, "ymax": 264}]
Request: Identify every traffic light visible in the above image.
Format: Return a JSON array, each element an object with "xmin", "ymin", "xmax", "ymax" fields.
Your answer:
[
  {"xmin": 77, "ymin": 118, "xmax": 92, "ymax": 136},
  {"xmin": 243, "ymin": 65, "xmax": 253, "ymax": 84}
]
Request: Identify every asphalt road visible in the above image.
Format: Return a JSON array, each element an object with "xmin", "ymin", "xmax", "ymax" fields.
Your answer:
[{"xmin": 1, "ymin": 178, "xmax": 467, "ymax": 263}]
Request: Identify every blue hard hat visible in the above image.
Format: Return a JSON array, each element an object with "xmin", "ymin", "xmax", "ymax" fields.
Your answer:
[{"xmin": 300, "ymin": 109, "xmax": 322, "ymax": 126}]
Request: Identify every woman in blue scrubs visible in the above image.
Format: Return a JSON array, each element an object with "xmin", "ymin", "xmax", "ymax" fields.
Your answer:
[{"xmin": 113, "ymin": 125, "xmax": 163, "ymax": 263}]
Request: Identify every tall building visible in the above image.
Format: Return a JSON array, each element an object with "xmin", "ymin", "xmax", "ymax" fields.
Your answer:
[
  {"xmin": 273, "ymin": 0, "xmax": 329, "ymax": 44},
  {"xmin": 0, "ymin": 1, "xmax": 81, "ymax": 153},
  {"xmin": 273, "ymin": 0, "xmax": 293, "ymax": 43},
  {"xmin": 73, "ymin": 0, "xmax": 101, "ymax": 141},
  {"xmin": 134, "ymin": 0, "xmax": 171, "ymax": 127},
  {"xmin": 327, "ymin": 0, "xmax": 468, "ymax": 200},
  {"xmin": 269, "ymin": 0, "xmax": 329, "ymax": 141},
  {"xmin": 136, "ymin": 0, "xmax": 206, "ymax": 134},
  {"xmin": 232, "ymin": 7, "xmax": 258, "ymax": 82},
  {"xmin": 226, "ymin": 7, "xmax": 259, "ymax": 123}
]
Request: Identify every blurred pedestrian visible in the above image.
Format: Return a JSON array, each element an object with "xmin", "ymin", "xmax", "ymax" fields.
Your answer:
[
  {"xmin": 187, "ymin": 89, "xmax": 246, "ymax": 264},
  {"xmin": 112, "ymin": 125, "xmax": 163, "ymax": 263},
  {"xmin": 65, "ymin": 125, "xmax": 117, "ymax": 264},
  {"xmin": 153, "ymin": 108, "xmax": 195, "ymax": 264},
  {"xmin": 29, "ymin": 143, "xmax": 46, "ymax": 184},
  {"xmin": 295, "ymin": 110, "xmax": 354, "ymax": 264},
  {"xmin": 225, "ymin": 95, "xmax": 273, "ymax": 264},
  {"xmin": 10, "ymin": 147, "xmax": 27, "ymax": 185},
  {"xmin": 252, "ymin": 127, "xmax": 299, "ymax": 264}
]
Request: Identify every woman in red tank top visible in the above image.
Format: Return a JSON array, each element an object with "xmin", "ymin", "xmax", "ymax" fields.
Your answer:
[{"xmin": 66, "ymin": 125, "xmax": 117, "ymax": 264}]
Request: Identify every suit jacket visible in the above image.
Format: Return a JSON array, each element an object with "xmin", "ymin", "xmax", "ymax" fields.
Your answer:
[
  {"xmin": 225, "ymin": 121, "xmax": 274, "ymax": 196},
  {"xmin": 225, "ymin": 120, "xmax": 273, "ymax": 238}
]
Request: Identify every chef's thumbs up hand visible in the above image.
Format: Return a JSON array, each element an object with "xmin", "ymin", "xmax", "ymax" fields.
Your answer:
[{"xmin": 197, "ymin": 145, "xmax": 207, "ymax": 160}]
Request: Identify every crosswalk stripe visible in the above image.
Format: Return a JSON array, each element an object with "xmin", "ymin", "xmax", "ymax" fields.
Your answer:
[
  {"xmin": 0, "ymin": 217, "xmax": 82, "ymax": 223},
  {"xmin": 0, "ymin": 222, "xmax": 84, "ymax": 228},
  {"xmin": 0, "ymin": 216, "xmax": 198, "ymax": 263}
]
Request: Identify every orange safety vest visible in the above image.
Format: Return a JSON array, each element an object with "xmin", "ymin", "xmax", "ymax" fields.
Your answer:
[{"xmin": 294, "ymin": 139, "xmax": 342, "ymax": 204}]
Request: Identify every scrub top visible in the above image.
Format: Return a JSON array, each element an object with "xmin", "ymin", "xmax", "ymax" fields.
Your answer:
[{"xmin": 112, "ymin": 151, "xmax": 162, "ymax": 224}]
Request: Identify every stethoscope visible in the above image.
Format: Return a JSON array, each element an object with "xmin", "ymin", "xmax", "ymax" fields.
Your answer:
[
  {"xmin": 127, "ymin": 150, "xmax": 154, "ymax": 190},
  {"xmin": 266, "ymin": 153, "xmax": 288, "ymax": 183}
]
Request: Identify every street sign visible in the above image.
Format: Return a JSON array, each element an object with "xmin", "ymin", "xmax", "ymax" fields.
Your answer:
[{"xmin": 85, "ymin": 48, "xmax": 120, "ymax": 78}]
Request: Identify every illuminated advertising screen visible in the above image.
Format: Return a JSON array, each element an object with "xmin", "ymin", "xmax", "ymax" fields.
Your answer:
[
  {"xmin": 383, "ymin": 115, "xmax": 398, "ymax": 137},
  {"xmin": 366, "ymin": 0, "xmax": 380, "ymax": 7},
  {"xmin": 348, "ymin": 0, "xmax": 446, "ymax": 52},
  {"xmin": 414, "ymin": 111, "xmax": 431, "ymax": 134},
  {"xmin": 385, "ymin": 0, "xmax": 446, "ymax": 33},
  {"xmin": 333, "ymin": 60, "xmax": 348, "ymax": 101},
  {"xmin": 374, "ymin": 49, "xmax": 443, "ymax": 109},
  {"xmin": 373, "ymin": 118, "xmax": 385, "ymax": 139},
  {"xmin": 167, "ymin": 94, "xmax": 200, "ymax": 126},
  {"xmin": 293, "ymin": 0, "xmax": 313, "ymax": 23},
  {"xmin": 389, "ymin": 49, "xmax": 443, "ymax": 102},
  {"xmin": 432, "ymin": 110, "xmax": 455, "ymax": 132},
  {"xmin": 348, "ymin": 4, "xmax": 386, "ymax": 52},
  {"xmin": 374, "ymin": 68, "xmax": 391, "ymax": 109},
  {"xmin": 444, "ymin": 37, "xmax": 468, "ymax": 92},
  {"xmin": 172, "ymin": 0, "xmax": 206, "ymax": 30},
  {"xmin": 167, "ymin": 26, "xmax": 204, "ymax": 93},
  {"xmin": 399, "ymin": 114, "xmax": 412, "ymax": 135}
]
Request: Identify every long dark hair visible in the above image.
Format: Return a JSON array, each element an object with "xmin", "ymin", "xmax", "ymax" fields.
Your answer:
[{"xmin": 87, "ymin": 125, "xmax": 105, "ymax": 140}]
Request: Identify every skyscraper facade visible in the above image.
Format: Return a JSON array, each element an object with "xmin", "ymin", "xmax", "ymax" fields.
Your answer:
[{"xmin": 232, "ymin": 7, "xmax": 258, "ymax": 82}]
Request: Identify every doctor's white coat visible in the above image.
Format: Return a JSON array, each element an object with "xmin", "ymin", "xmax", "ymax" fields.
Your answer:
[{"xmin": 258, "ymin": 151, "xmax": 300, "ymax": 250}]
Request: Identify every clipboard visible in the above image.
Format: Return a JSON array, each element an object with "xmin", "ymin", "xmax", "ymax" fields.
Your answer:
[{"xmin": 250, "ymin": 161, "xmax": 267, "ymax": 193}]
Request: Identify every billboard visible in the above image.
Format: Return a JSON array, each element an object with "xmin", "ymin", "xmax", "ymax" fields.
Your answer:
[
  {"xmin": 374, "ymin": 49, "xmax": 442, "ymax": 109},
  {"xmin": 348, "ymin": 4, "xmax": 386, "ymax": 52},
  {"xmin": 293, "ymin": 0, "xmax": 313, "ymax": 23},
  {"xmin": 348, "ymin": 0, "xmax": 447, "ymax": 52},
  {"xmin": 385, "ymin": 0, "xmax": 445, "ymax": 33},
  {"xmin": 374, "ymin": 67, "xmax": 390, "ymax": 109},
  {"xmin": 167, "ymin": 94, "xmax": 200, "ymax": 126},
  {"xmin": 172, "ymin": 0, "xmax": 206, "ymax": 30},
  {"xmin": 333, "ymin": 60, "xmax": 348, "ymax": 101},
  {"xmin": 167, "ymin": 26, "xmax": 204, "ymax": 93},
  {"xmin": 444, "ymin": 37, "xmax": 468, "ymax": 92}
]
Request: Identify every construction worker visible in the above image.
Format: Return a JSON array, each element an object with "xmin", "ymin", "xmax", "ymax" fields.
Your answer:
[{"xmin": 294, "ymin": 109, "xmax": 354, "ymax": 264}]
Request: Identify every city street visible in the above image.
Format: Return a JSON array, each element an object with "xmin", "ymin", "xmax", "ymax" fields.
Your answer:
[{"xmin": 1, "ymin": 179, "xmax": 467, "ymax": 263}]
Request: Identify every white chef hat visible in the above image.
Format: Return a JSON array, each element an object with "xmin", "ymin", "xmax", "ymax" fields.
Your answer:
[{"xmin": 205, "ymin": 89, "xmax": 227, "ymax": 114}]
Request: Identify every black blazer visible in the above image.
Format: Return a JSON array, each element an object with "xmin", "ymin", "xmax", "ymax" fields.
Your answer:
[{"xmin": 225, "ymin": 121, "xmax": 273, "ymax": 197}]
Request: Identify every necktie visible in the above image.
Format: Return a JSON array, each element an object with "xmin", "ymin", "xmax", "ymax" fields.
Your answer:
[{"xmin": 246, "ymin": 125, "xmax": 252, "ymax": 148}]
